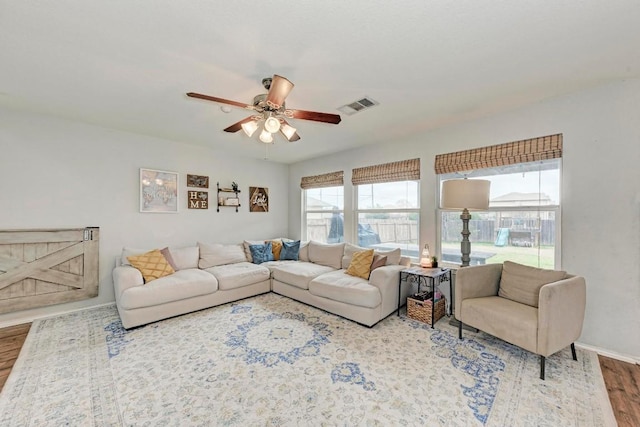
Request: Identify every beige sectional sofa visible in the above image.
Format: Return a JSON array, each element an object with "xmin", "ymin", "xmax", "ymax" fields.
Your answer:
[{"xmin": 113, "ymin": 240, "xmax": 410, "ymax": 329}]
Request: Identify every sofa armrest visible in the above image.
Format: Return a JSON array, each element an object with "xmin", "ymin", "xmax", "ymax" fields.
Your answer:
[
  {"xmin": 369, "ymin": 265, "xmax": 407, "ymax": 317},
  {"xmin": 113, "ymin": 266, "xmax": 144, "ymax": 301},
  {"xmin": 455, "ymin": 264, "xmax": 503, "ymax": 320},
  {"xmin": 537, "ymin": 275, "xmax": 586, "ymax": 356}
]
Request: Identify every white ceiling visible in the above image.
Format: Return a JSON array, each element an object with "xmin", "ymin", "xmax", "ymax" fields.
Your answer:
[{"xmin": 2, "ymin": 1, "xmax": 640, "ymax": 164}]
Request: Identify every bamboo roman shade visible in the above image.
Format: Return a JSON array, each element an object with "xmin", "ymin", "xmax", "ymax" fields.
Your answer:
[
  {"xmin": 434, "ymin": 134, "xmax": 562, "ymax": 175},
  {"xmin": 352, "ymin": 158, "xmax": 420, "ymax": 185},
  {"xmin": 300, "ymin": 171, "xmax": 344, "ymax": 189}
]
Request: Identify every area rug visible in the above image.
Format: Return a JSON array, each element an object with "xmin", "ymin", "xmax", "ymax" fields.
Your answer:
[{"xmin": 0, "ymin": 293, "xmax": 615, "ymax": 426}]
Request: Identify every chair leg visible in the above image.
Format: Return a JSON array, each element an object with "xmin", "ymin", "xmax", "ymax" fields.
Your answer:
[
  {"xmin": 458, "ymin": 319, "xmax": 463, "ymax": 339},
  {"xmin": 540, "ymin": 355, "xmax": 545, "ymax": 380},
  {"xmin": 571, "ymin": 343, "xmax": 577, "ymax": 361}
]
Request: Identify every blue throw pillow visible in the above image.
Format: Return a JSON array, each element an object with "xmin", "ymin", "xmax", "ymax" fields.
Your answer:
[
  {"xmin": 249, "ymin": 241, "xmax": 274, "ymax": 264},
  {"xmin": 280, "ymin": 240, "xmax": 300, "ymax": 261}
]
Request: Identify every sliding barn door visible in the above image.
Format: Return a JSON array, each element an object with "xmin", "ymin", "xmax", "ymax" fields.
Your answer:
[{"xmin": 0, "ymin": 227, "xmax": 99, "ymax": 314}]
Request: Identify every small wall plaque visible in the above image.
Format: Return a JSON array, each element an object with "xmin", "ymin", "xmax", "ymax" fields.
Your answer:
[
  {"xmin": 249, "ymin": 187, "xmax": 269, "ymax": 212},
  {"xmin": 187, "ymin": 191, "xmax": 208, "ymax": 209},
  {"xmin": 187, "ymin": 174, "xmax": 209, "ymax": 188}
]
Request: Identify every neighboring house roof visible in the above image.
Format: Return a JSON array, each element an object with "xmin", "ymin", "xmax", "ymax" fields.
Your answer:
[{"xmin": 491, "ymin": 192, "xmax": 552, "ymax": 203}]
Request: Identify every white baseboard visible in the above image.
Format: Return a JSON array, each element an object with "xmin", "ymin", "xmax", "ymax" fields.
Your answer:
[
  {"xmin": 0, "ymin": 302, "xmax": 115, "ymax": 329},
  {"xmin": 576, "ymin": 342, "xmax": 640, "ymax": 365}
]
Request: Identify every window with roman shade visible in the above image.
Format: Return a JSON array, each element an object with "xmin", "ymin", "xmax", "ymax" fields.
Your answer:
[
  {"xmin": 436, "ymin": 134, "xmax": 562, "ymax": 268},
  {"xmin": 352, "ymin": 159, "xmax": 421, "ymax": 256},
  {"xmin": 301, "ymin": 171, "xmax": 345, "ymax": 243}
]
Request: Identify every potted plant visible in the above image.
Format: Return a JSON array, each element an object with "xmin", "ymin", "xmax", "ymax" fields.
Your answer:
[{"xmin": 431, "ymin": 256, "xmax": 438, "ymax": 268}]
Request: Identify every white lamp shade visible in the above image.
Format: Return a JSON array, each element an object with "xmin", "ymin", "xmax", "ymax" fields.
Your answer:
[
  {"xmin": 264, "ymin": 116, "xmax": 281, "ymax": 133},
  {"xmin": 441, "ymin": 179, "xmax": 490, "ymax": 210},
  {"xmin": 281, "ymin": 123, "xmax": 297, "ymax": 140},
  {"xmin": 259, "ymin": 129, "xmax": 273, "ymax": 143},
  {"xmin": 241, "ymin": 120, "xmax": 259, "ymax": 137}
]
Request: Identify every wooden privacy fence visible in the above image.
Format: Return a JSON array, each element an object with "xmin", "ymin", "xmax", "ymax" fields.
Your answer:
[
  {"xmin": 0, "ymin": 227, "xmax": 99, "ymax": 314},
  {"xmin": 441, "ymin": 219, "xmax": 555, "ymax": 246}
]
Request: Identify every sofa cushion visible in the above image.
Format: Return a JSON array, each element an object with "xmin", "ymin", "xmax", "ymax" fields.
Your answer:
[
  {"xmin": 127, "ymin": 249, "xmax": 175, "ymax": 283},
  {"xmin": 280, "ymin": 240, "xmax": 301, "ymax": 261},
  {"xmin": 270, "ymin": 262, "xmax": 335, "ymax": 290},
  {"xmin": 118, "ymin": 269, "xmax": 218, "ymax": 310},
  {"xmin": 342, "ymin": 243, "xmax": 402, "ymax": 268},
  {"xmin": 204, "ymin": 262, "xmax": 270, "ymax": 290},
  {"xmin": 346, "ymin": 249, "xmax": 374, "ymax": 279},
  {"xmin": 309, "ymin": 270, "xmax": 382, "ymax": 309},
  {"xmin": 168, "ymin": 246, "xmax": 200, "ymax": 270},
  {"xmin": 249, "ymin": 242, "xmax": 274, "ymax": 264},
  {"xmin": 198, "ymin": 242, "xmax": 247, "ymax": 269},
  {"xmin": 308, "ymin": 241, "xmax": 345, "ymax": 269},
  {"xmin": 298, "ymin": 241, "xmax": 310, "ymax": 262},
  {"xmin": 498, "ymin": 261, "xmax": 567, "ymax": 307}
]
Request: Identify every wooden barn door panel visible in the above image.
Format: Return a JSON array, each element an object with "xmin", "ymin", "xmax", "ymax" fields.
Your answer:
[{"xmin": 0, "ymin": 228, "xmax": 99, "ymax": 314}]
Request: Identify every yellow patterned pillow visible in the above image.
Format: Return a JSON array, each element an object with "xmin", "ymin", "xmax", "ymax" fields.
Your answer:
[
  {"xmin": 346, "ymin": 249, "xmax": 375, "ymax": 279},
  {"xmin": 127, "ymin": 249, "xmax": 175, "ymax": 283},
  {"xmin": 269, "ymin": 240, "xmax": 283, "ymax": 261}
]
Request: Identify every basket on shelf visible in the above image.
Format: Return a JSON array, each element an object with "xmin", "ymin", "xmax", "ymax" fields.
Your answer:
[{"xmin": 407, "ymin": 296, "xmax": 446, "ymax": 325}]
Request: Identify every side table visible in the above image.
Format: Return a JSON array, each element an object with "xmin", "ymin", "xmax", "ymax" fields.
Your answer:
[{"xmin": 398, "ymin": 267, "xmax": 452, "ymax": 328}]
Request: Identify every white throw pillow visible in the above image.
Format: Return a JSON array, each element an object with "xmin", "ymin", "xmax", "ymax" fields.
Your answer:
[
  {"xmin": 199, "ymin": 242, "xmax": 247, "ymax": 268},
  {"xmin": 308, "ymin": 241, "xmax": 345, "ymax": 269}
]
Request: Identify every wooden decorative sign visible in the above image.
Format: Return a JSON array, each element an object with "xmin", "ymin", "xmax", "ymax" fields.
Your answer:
[
  {"xmin": 187, "ymin": 174, "xmax": 209, "ymax": 188},
  {"xmin": 249, "ymin": 187, "xmax": 269, "ymax": 212},
  {"xmin": 187, "ymin": 191, "xmax": 208, "ymax": 209}
]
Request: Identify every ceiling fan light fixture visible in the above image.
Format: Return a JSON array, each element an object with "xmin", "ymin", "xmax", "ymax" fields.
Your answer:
[
  {"xmin": 281, "ymin": 123, "xmax": 297, "ymax": 140},
  {"xmin": 264, "ymin": 115, "xmax": 281, "ymax": 133},
  {"xmin": 241, "ymin": 120, "xmax": 259, "ymax": 137},
  {"xmin": 259, "ymin": 129, "xmax": 273, "ymax": 143}
]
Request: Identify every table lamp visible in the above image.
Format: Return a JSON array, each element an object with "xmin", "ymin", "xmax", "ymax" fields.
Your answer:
[{"xmin": 441, "ymin": 178, "xmax": 490, "ymax": 267}]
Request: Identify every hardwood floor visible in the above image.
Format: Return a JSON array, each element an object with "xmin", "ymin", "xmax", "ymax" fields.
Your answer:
[
  {"xmin": 0, "ymin": 324, "xmax": 638, "ymax": 426},
  {"xmin": 599, "ymin": 355, "xmax": 640, "ymax": 427},
  {"xmin": 0, "ymin": 323, "xmax": 30, "ymax": 391}
]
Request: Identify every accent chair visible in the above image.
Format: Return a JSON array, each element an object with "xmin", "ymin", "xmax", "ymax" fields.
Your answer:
[{"xmin": 455, "ymin": 261, "xmax": 586, "ymax": 380}]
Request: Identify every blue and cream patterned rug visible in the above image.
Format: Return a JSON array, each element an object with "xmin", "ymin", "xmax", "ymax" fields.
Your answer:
[{"xmin": 0, "ymin": 293, "xmax": 615, "ymax": 426}]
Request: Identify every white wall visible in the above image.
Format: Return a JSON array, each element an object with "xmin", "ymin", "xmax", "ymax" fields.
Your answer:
[
  {"xmin": 289, "ymin": 79, "xmax": 640, "ymax": 360},
  {"xmin": 0, "ymin": 107, "xmax": 289, "ymax": 325}
]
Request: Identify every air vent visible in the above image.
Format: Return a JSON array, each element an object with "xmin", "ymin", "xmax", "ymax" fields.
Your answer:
[{"xmin": 337, "ymin": 96, "xmax": 379, "ymax": 116}]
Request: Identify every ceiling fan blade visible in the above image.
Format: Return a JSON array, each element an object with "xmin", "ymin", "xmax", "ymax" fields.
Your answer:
[
  {"xmin": 280, "ymin": 118, "xmax": 301, "ymax": 142},
  {"xmin": 265, "ymin": 75, "xmax": 294, "ymax": 109},
  {"xmin": 187, "ymin": 92, "xmax": 253, "ymax": 109},
  {"xmin": 287, "ymin": 109, "xmax": 342, "ymax": 124},
  {"xmin": 223, "ymin": 116, "xmax": 256, "ymax": 133}
]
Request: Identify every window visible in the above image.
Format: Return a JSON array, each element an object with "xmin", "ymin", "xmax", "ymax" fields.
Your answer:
[
  {"xmin": 355, "ymin": 181, "xmax": 420, "ymax": 256},
  {"xmin": 301, "ymin": 171, "xmax": 344, "ymax": 244},
  {"xmin": 352, "ymin": 158, "xmax": 421, "ymax": 257},
  {"xmin": 436, "ymin": 135, "xmax": 562, "ymax": 268},
  {"xmin": 303, "ymin": 186, "xmax": 344, "ymax": 243}
]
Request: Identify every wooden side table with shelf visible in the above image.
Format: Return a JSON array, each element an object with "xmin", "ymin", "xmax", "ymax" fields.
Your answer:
[{"xmin": 217, "ymin": 182, "xmax": 241, "ymax": 212}]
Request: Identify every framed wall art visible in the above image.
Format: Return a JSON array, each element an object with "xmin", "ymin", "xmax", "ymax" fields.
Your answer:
[
  {"xmin": 187, "ymin": 174, "xmax": 209, "ymax": 188},
  {"xmin": 140, "ymin": 168, "xmax": 179, "ymax": 213},
  {"xmin": 187, "ymin": 191, "xmax": 208, "ymax": 209},
  {"xmin": 249, "ymin": 186, "xmax": 269, "ymax": 212}
]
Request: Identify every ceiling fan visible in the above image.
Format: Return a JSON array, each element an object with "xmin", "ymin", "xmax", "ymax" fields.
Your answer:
[{"xmin": 187, "ymin": 75, "xmax": 341, "ymax": 144}]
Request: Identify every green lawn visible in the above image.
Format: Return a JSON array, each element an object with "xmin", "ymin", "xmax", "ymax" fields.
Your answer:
[{"xmin": 442, "ymin": 242, "xmax": 556, "ymax": 269}]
